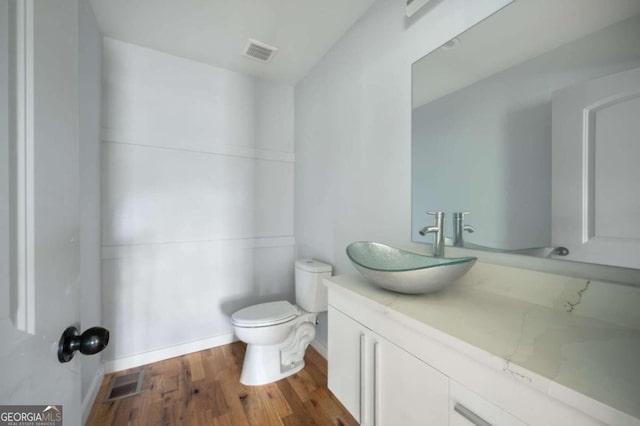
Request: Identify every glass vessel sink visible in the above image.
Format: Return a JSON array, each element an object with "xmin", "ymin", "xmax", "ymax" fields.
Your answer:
[{"xmin": 346, "ymin": 241, "xmax": 477, "ymax": 294}]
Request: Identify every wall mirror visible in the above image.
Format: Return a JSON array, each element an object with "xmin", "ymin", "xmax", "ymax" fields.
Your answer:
[{"xmin": 411, "ymin": 0, "xmax": 640, "ymax": 271}]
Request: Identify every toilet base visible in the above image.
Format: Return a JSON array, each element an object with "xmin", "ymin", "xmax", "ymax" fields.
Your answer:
[
  {"xmin": 239, "ymin": 320, "xmax": 316, "ymax": 386},
  {"xmin": 239, "ymin": 343, "xmax": 306, "ymax": 386}
]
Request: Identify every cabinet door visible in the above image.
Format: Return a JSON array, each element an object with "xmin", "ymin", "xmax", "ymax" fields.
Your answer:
[
  {"xmin": 375, "ymin": 332, "xmax": 449, "ymax": 426},
  {"xmin": 328, "ymin": 306, "xmax": 365, "ymax": 423},
  {"xmin": 328, "ymin": 306, "xmax": 450, "ymax": 426}
]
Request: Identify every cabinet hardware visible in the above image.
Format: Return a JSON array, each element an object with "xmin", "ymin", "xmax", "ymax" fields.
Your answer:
[
  {"xmin": 359, "ymin": 333, "xmax": 365, "ymax": 423},
  {"xmin": 454, "ymin": 403, "xmax": 492, "ymax": 426},
  {"xmin": 373, "ymin": 341, "xmax": 379, "ymax": 426}
]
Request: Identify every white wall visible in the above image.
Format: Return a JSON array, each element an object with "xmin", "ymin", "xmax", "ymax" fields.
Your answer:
[
  {"xmin": 295, "ymin": 0, "xmax": 513, "ymax": 347},
  {"xmin": 101, "ymin": 38, "xmax": 295, "ymax": 362}
]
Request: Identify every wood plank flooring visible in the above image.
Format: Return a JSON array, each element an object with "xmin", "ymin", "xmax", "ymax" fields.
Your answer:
[{"xmin": 86, "ymin": 342, "xmax": 358, "ymax": 426}]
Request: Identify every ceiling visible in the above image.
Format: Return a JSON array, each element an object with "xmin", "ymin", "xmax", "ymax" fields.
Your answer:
[{"xmin": 89, "ymin": 0, "xmax": 376, "ymax": 84}]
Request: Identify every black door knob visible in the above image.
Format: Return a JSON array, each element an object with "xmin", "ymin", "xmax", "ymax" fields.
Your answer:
[{"xmin": 57, "ymin": 326, "xmax": 109, "ymax": 363}]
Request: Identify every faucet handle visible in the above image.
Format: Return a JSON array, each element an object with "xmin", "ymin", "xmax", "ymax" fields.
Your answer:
[
  {"xmin": 426, "ymin": 211, "xmax": 445, "ymax": 225},
  {"xmin": 453, "ymin": 212, "xmax": 474, "ymax": 248},
  {"xmin": 453, "ymin": 212, "xmax": 474, "ymax": 232}
]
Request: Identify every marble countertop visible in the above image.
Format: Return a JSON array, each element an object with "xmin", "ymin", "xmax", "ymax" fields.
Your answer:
[{"xmin": 324, "ymin": 268, "xmax": 640, "ymax": 422}]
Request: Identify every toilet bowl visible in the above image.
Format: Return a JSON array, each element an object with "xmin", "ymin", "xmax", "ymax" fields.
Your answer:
[{"xmin": 231, "ymin": 259, "xmax": 332, "ymax": 386}]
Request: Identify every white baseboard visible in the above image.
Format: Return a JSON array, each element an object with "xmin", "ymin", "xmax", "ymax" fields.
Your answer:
[
  {"xmin": 82, "ymin": 363, "xmax": 104, "ymax": 426},
  {"xmin": 104, "ymin": 333, "xmax": 237, "ymax": 374},
  {"xmin": 310, "ymin": 338, "xmax": 327, "ymax": 359},
  {"xmin": 104, "ymin": 333, "xmax": 324, "ymax": 375}
]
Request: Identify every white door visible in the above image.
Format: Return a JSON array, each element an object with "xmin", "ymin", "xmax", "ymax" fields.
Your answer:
[
  {"xmin": 1, "ymin": 1, "xmax": 83, "ymax": 423},
  {"xmin": 552, "ymin": 66, "xmax": 640, "ymax": 269}
]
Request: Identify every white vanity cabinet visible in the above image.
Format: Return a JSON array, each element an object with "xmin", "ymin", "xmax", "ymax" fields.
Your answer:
[
  {"xmin": 328, "ymin": 306, "xmax": 449, "ymax": 425},
  {"xmin": 324, "ymin": 275, "xmax": 635, "ymax": 426},
  {"xmin": 328, "ymin": 303, "xmax": 531, "ymax": 426}
]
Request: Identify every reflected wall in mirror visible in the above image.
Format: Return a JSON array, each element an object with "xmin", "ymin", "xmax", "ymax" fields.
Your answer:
[{"xmin": 412, "ymin": 0, "xmax": 640, "ymax": 270}]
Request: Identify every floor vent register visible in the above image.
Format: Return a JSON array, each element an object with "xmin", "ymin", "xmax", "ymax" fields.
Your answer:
[{"xmin": 103, "ymin": 370, "xmax": 145, "ymax": 402}]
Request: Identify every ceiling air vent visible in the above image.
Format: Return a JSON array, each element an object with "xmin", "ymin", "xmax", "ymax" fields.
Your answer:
[{"xmin": 243, "ymin": 39, "xmax": 278, "ymax": 63}]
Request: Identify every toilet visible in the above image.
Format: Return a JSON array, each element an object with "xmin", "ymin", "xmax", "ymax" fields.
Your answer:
[{"xmin": 231, "ymin": 258, "xmax": 332, "ymax": 386}]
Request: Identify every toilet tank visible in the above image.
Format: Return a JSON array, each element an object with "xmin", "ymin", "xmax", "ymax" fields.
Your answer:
[{"xmin": 295, "ymin": 259, "xmax": 332, "ymax": 312}]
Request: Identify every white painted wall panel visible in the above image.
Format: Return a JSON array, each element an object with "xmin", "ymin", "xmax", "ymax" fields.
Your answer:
[
  {"xmin": 102, "ymin": 143, "xmax": 293, "ymax": 246},
  {"xmin": 102, "ymin": 242, "xmax": 294, "ymax": 360},
  {"xmin": 256, "ymin": 80, "xmax": 295, "ymax": 153},
  {"xmin": 103, "ymin": 38, "xmax": 256, "ymax": 152},
  {"xmin": 102, "ymin": 39, "xmax": 295, "ymax": 363}
]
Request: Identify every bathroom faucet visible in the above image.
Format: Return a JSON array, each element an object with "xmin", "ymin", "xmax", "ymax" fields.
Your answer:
[
  {"xmin": 419, "ymin": 211, "xmax": 445, "ymax": 257},
  {"xmin": 453, "ymin": 212, "xmax": 474, "ymax": 247}
]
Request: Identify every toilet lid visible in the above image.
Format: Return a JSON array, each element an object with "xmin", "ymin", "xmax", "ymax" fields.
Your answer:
[{"xmin": 231, "ymin": 301, "xmax": 298, "ymax": 327}]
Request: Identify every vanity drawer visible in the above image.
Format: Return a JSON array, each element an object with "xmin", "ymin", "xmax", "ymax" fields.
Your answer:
[{"xmin": 450, "ymin": 380, "xmax": 526, "ymax": 426}]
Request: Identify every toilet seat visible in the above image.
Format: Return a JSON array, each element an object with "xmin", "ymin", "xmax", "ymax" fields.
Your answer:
[{"xmin": 231, "ymin": 301, "xmax": 298, "ymax": 327}]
